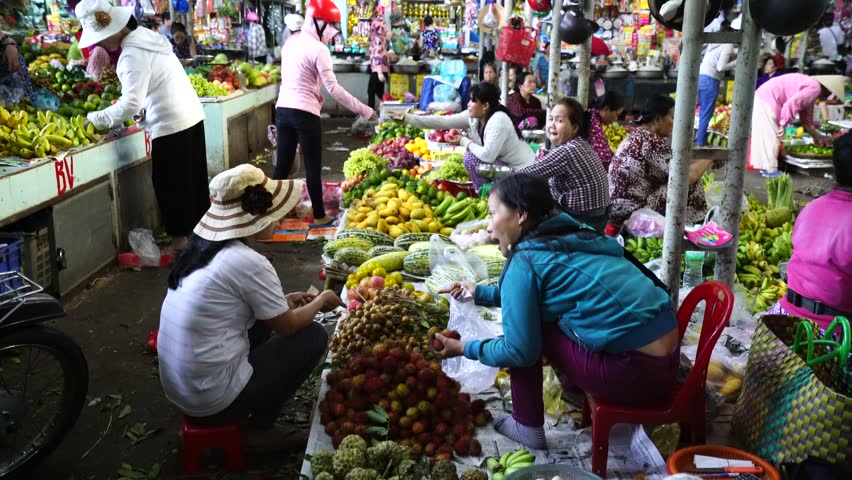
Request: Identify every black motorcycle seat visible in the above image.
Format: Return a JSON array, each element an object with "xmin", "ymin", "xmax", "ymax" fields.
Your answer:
[{"xmin": 0, "ymin": 293, "xmax": 65, "ymax": 327}]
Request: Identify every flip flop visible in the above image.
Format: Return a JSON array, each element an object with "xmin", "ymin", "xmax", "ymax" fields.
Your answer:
[{"xmin": 309, "ymin": 218, "xmax": 339, "ymax": 229}]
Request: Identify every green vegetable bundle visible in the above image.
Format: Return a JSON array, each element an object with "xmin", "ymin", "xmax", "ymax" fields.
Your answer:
[
  {"xmin": 424, "ymin": 154, "xmax": 469, "ymax": 182},
  {"xmin": 765, "ymin": 173, "xmax": 793, "ymax": 211},
  {"xmin": 343, "ymin": 148, "xmax": 388, "ymax": 179}
]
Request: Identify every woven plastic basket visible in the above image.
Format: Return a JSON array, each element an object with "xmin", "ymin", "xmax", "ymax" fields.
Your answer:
[
  {"xmin": 667, "ymin": 445, "xmax": 780, "ymax": 480},
  {"xmin": 505, "ymin": 465, "xmax": 602, "ymax": 480}
]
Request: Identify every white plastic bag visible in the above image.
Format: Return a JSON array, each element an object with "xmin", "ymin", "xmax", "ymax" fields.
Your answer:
[
  {"xmin": 704, "ymin": 181, "xmax": 749, "ymax": 213},
  {"xmin": 626, "ymin": 208, "xmax": 666, "ymax": 238},
  {"xmin": 449, "ymin": 219, "xmax": 492, "ymax": 250},
  {"xmin": 441, "ymin": 297, "xmax": 499, "ymax": 393},
  {"xmin": 128, "ymin": 229, "xmax": 160, "ymax": 267},
  {"xmin": 429, "ymin": 235, "xmax": 489, "ymax": 282}
]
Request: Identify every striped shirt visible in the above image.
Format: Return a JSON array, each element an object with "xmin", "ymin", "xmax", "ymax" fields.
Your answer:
[{"xmin": 517, "ymin": 137, "xmax": 610, "ymax": 213}]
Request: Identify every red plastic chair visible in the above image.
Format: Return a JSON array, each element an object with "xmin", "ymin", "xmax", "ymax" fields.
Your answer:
[
  {"xmin": 581, "ymin": 280, "xmax": 734, "ymax": 478},
  {"xmin": 181, "ymin": 417, "xmax": 245, "ymax": 474}
]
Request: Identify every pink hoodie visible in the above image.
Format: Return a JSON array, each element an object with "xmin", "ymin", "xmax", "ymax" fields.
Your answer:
[
  {"xmin": 276, "ymin": 14, "xmax": 373, "ymax": 119},
  {"xmin": 755, "ymin": 73, "xmax": 821, "ymax": 128}
]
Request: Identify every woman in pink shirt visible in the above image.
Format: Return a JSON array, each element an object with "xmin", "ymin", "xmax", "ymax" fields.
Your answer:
[
  {"xmin": 272, "ymin": 0, "xmax": 376, "ymax": 228},
  {"xmin": 769, "ymin": 132, "xmax": 852, "ymax": 329},
  {"xmin": 750, "ymin": 74, "xmax": 842, "ymax": 177}
]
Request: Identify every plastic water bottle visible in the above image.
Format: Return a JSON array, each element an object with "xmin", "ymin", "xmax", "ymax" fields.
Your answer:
[{"xmin": 683, "ymin": 251, "xmax": 705, "ymax": 289}]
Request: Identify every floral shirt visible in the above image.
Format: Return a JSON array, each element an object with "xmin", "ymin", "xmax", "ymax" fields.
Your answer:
[
  {"xmin": 518, "ymin": 137, "xmax": 609, "ymax": 213},
  {"xmin": 608, "ymin": 128, "xmax": 706, "ymax": 228},
  {"xmin": 587, "ymin": 108, "xmax": 614, "ymax": 170},
  {"xmin": 369, "ymin": 18, "xmax": 390, "ymax": 73},
  {"xmin": 171, "ymin": 36, "xmax": 194, "ymax": 59},
  {"xmin": 422, "ymin": 29, "xmax": 440, "ymax": 52}
]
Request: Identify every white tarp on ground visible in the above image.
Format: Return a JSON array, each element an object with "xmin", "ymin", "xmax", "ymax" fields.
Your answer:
[{"xmin": 300, "ymin": 286, "xmax": 668, "ymax": 479}]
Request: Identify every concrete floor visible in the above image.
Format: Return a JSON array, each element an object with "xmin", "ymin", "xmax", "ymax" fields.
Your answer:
[{"xmin": 31, "ymin": 118, "xmax": 835, "ymax": 479}]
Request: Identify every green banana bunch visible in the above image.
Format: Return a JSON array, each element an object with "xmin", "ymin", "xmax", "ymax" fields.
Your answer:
[{"xmin": 486, "ymin": 449, "xmax": 536, "ymax": 480}]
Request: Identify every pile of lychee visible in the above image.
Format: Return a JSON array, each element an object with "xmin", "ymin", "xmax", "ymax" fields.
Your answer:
[
  {"xmin": 329, "ymin": 287, "xmax": 449, "ymax": 364},
  {"xmin": 320, "ymin": 345, "xmax": 491, "ymax": 459}
]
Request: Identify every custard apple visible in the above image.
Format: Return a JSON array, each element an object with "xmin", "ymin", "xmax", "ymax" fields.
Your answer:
[
  {"xmin": 333, "ymin": 447, "xmax": 366, "ymax": 478},
  {"xmin": 310, "ymin": 449, "xmax": 335, "ymax": 477},
  {"xmin": 345, "ymin": 467, "xmax": 378, "ymax": 480},
  {"xmin": 460, "ymin": 469, "xmax": 489, "ymax": 480}
]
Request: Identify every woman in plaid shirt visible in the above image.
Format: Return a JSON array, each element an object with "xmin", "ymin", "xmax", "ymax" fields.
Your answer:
[{"xmin": 517, "ymin": 98, "xmax": 610, "ymax": 232}]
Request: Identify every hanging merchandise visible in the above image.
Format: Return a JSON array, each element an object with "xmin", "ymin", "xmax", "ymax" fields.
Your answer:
[
  {"xmin": 496, "ymin": 17, "xmax": 538, "ymax": 65},
  {"xmin": 749, "ymin": 0, "xmax": 826, "ymax": 36},
  {"xmin": 559, "ymin": 4, "xmax": 598, "ymax": 44},
  {"xmin": 648, "ymin": 0, "xmax": 721, "ymax": 32},
  {"xmin": 173, "ymin": 0, "xmax": 189, "ymax": 13},
  {"xmin": 477, "ymin": 0, "xmax": 505, "ymax": 35},
  {"xmin": 527, "ymin": 0, "xmax": 551, "ymax": 14},
  {"xmin": 464, "ymin": 0, "xmax": 478, "ymax": 31}
]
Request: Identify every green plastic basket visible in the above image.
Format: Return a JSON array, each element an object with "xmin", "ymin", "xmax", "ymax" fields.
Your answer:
[{"xmin": 505, "ymin": 465, "xmax": 603, "ymax": 480}]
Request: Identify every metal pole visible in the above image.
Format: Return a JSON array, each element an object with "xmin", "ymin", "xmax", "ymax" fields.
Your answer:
[
  {"xmin": 546, "ymin": 0, "xmax": 564, "ymax": 109},
  {"xmin": 660, "ymin": 0, "xmax": 706, "ymax": 302},
  {"xmin": 575, "ymin": 0, "xmax": 593, "ymax": 107},
  {"xmin": 525, "ymin": 3, "xmax": 533, "ymax": 26},
  {"xmin": 477, "ymin": 0, "xmax": 486, "ymax": 68},
  {"xmin": 500, "ymin": 0, "xmax": 514, "ymax": 105},
  {"xmin": 715, "ymin": 0, "xmax": 761, "ymax": 286},
  {"xmin": 797, "ymin": 32, "xmax": 808, "ymax": 73}
]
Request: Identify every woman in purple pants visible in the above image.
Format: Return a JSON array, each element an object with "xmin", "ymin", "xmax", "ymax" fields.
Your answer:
[{"xmin": 435, "ymin": 173, "xmax": 680, "ymax": 449}]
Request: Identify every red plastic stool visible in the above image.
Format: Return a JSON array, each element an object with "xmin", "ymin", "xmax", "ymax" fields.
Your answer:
[{"xmin": 181, "ymin": 417, "xmax": 245, "ymax": 474}]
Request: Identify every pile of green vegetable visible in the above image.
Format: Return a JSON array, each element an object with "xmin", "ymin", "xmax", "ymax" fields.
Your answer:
[
  {"xmin": 424, "ymin": 154, "xmax": 470, "ymax": 182},
  {"xmin": 370, "ymin": 122, "xmax": 424, "ymax": 146},
  {"xmin": 786, "ymin": 144, "xmax": 833, "ymax": 157},
  {"xmin": 343, "ymin": 149, "xmax": 389, "ymax": 179},
  {"xmin": 765, "ymin": 172, "xmax": 793, "ymax": 227}
]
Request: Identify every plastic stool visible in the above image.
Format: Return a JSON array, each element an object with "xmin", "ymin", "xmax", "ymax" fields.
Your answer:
[{"xmin": 181, "ymin": 417, "xmax": 245, "ymax": 474}]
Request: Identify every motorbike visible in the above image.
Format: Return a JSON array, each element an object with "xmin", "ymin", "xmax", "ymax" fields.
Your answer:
[{"xmin": 0, "ymin": 271, "xmax": 88, "ymax": 477}]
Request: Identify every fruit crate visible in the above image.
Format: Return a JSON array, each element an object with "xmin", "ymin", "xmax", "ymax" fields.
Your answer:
[{"xmin": 0, "ymin": 237, "xmax": 24, "ymax": 293}]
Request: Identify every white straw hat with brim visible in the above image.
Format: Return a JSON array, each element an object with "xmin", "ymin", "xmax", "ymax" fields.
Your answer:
[
  {"xmin": 194, "ymin": 165, "xmax": 305, "ymax": 242},
  {"xmin": 75, "ymin": 0, "xmax": 135, "ymax": 49},
  {"xmin": 813, "ymin": 75, "xmax": 846, "ymax": 101},
  {"xmin": 478, "ymin": 4, "xmax": 505, "ymax": 34}
]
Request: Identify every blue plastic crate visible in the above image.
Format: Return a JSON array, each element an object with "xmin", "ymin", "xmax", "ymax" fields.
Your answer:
[{"xmin": 0, "ymin": 238, "xmax": 24, "ymax": 292}]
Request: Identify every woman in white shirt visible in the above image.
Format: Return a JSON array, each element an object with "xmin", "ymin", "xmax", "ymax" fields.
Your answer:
[
  {"xmin": 394, "ymin": 82, "xmax": 535, "ymax": 189},
  {"xmin": 157, "ymin": 165, "xmax": 343, "ymax": 451},
  {"xmin": 76, "ymin": 0, "xmax": 208, "ymax": 253}
]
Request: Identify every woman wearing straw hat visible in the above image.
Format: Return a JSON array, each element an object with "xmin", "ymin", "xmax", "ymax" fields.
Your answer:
[
  {"xmin": 76, "ymin": 0, "xmax": 208, "ymax": 254},
  {"xmin": 158, "ymin": 165, "xmax": 343, "ymax": 450},
  {"xmin": 751, "ymin": 74, "xmax": 844, "ymax": 177}
]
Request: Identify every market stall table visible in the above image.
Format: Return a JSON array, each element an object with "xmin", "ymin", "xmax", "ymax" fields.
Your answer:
[
  {"xmin": 200, "ymin": 85, "xmax": 279, "ymax": 176},
  {"xmin": 0, "ymin": 127, "xmax": 155, "ymax": 294}
]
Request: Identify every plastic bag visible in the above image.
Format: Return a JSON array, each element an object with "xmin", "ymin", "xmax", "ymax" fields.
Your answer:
[
  {"xmin": 542, "ymin": 365, "xmax": 569, "ymax": 417},
  {"xmin": 32, "ymin": 89, "xmax": 60, "ymax": 112},
  {"xmin": 350, "ymin": 116, "xmax": 378, "ymax": 135},
  {"xmin": 481, "ymin": 5, "xmax": 499, "ymax": 30},
  {"xmin": 626, "ymin": 208, "xmax": 666, "ymax": 238},
  {"xmin": 429, "ymin": 235, "xmax": 489, "ymax": 282},
  {"xmin": 439, "ymin": 60, "xmax": 467, "ymax": 88},
  {"xmin": 449, "ymin": 219, "xmax": 492, "ymax": 250},
  {"xmin": 322, "ymin": 182, "xmax": 342, "ymax": 217},
  {"xmin": 705, "ymin": 181, "xmax": 748, "ymax": 213},
  {"xmin": 441, "ymin": 297, "xmax": 499, "ymax": 393},
  {"xmin": 433, "ymin": 83, "xmax": 459, "ymax": 103},
  {"xmin": 128, "ymin": 229, "xmax": 161, "ymax": 267}
]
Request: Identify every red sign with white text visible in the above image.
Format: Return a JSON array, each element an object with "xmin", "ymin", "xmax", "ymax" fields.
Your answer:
[{"xmin": 55, "ymin": 156, "xmax": 75, "ymax": 197}]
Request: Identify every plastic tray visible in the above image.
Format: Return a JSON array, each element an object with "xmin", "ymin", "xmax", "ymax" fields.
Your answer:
[{"xmin": 667, "ymin": 445, "xmax": 780, "ymax": 480}]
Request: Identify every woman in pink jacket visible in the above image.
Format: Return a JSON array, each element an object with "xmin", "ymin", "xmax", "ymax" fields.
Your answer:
[
  {"xmin": 750, "ymin": 74, "xmax": 843, "ymax": 177},
  {"xmin": 273, "ymin": 0, "xmax": 376, "ymax": 228},
  {"xmin": 769, "ymin": 131, "xmax": 852, "ymax": 329}
]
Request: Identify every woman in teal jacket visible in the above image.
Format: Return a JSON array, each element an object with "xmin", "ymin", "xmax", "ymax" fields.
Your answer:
[{"xmin": 436, "ymin": 173, "xmax": 680, "ymax": 449}]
